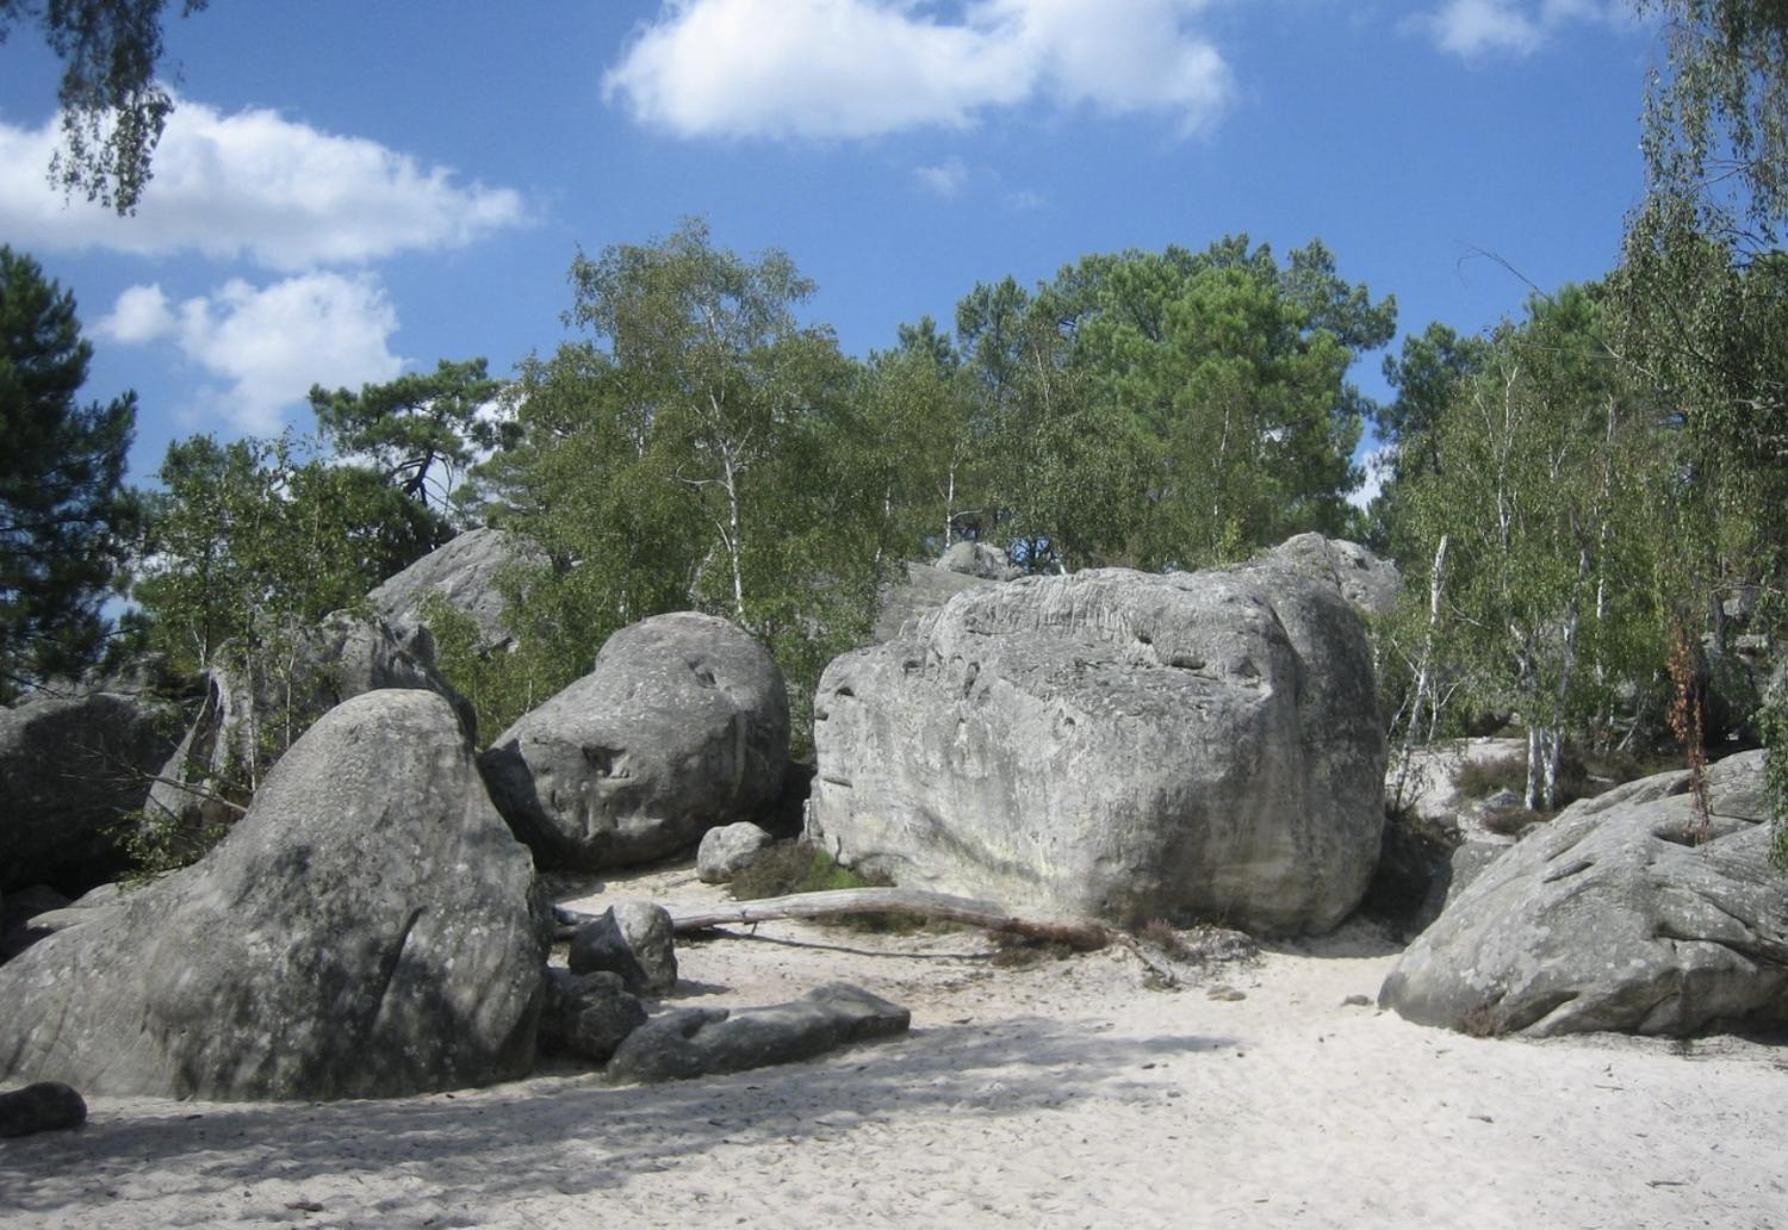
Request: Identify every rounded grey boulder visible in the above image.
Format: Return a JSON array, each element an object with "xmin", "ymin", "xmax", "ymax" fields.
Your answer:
[
  {"xmin": 697, "ymin": 821, "xmax": 776, "ymax": 883},
  {"xmin": 480, "ymin": 612, "xmax": 789, "ymax": 870},
  {"xmin": 807, "ymin": 563, "xmax": 1386, "ymax": 932},
  {"xmin": 0, "ymin": 689, "xmax": 547, "ymax": 1100},
  {"xmin": 0, "ymin": 1081, "xmax": 86, "ymax": 1137}
]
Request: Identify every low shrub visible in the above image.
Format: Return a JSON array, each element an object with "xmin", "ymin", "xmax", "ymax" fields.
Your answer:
[{"xmin": 1453, "ymin": 754, "xmax": 1529, "ymax": 800}]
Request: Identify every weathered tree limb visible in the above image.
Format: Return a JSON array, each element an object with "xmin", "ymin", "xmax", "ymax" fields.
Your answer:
[{"xmin": 553, "ymin": 888, "xmax": 1111, "ymax": 950}]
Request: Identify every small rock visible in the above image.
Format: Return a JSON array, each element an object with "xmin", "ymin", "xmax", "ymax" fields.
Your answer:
[
  {"xmin": 540, "ymin": 969, "xmax": 646, "ymax": 1064},
  {"xmin": 1342, "ymin": 994, "xmax": 1373, "ymax": 1008},
  {"xmin": 1208, "ymin": 987, "xmax": 1247, "ymax": 1002},
  {"xmin": 0, "ymin": 1081, "xmax": 87, "ymax": 1137},
  {"xmin": 568, "ymin": 901, "xmax": 678, "ymax": 996},
  {"xmin": 697, "ymin": 822, "xmax": 776, "ymax": 883}
]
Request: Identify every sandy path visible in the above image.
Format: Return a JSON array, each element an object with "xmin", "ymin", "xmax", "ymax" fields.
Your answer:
[{"xmin": 3, "ymin": 862, "xmax": 1784, "ymax": 1229}]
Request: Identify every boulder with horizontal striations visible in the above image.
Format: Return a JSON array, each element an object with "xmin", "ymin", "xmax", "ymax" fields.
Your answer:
[
  {"xmin": 1380, "ymin": 751, "xmax": 1788, "ymax": 1037},
  {"xmin": 807, "ymin": 563, "xmax": 1386, "ymax": 932}
]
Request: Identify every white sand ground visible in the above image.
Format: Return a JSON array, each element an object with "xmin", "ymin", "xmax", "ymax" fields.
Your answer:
[{"xmin": 3, "ymin": 860, "xmax": 1784, "ymax": 1230}]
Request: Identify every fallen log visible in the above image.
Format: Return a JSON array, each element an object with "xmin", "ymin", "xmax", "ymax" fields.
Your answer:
[{"xmin": 553, "ymin": 888, "xmax": 1110, "ymax": 950}]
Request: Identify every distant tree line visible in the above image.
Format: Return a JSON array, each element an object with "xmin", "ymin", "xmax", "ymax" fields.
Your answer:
[{"xmin": 2, "ymin": 1, "xmax": 1783, "ymax": 861}]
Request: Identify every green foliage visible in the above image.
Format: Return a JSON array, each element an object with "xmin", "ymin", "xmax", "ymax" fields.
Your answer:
[
  {"xmin": 1618, "ymin": 0, "xmax": 1788, "ymax": 852},
  {"xmin": 473, "ymin": 219, "xmax": 898, "ymax": 747},
  {"xmin": 1762, "ymin": 685, "xmax": 1788, "ymax": 870},
  {"xmin": 1368, "ymin": 322, "xmax": 1489, "ymax": 554},
  {"xmin": 415, "ymin": 589, "xmax": 561, "ymax": 742},
  {"xmin": 309, "ymin": 358, "xmax": 512, "ymax": 521},
  {"xmin": 1395, "ymin": 285, "xmax": 1666, "ymax": 809},
  {"xmin": 114, "ymin": 797, "xmax": 231, "ymax": 883},
  {"xmin": 0, "ymin": 0, "xmax": 209, "ymax": 213},
  {"xmin": 949, "ymin": 236, "xmax": 1393, "ymax": 572},
  {"xmin": 0, "ymin": 246, "xmax": 139, "ymax": 699},
  {"xmin": 1635, "ymin": 0, "xmax": 1788, "ymax": 239},
  {"xmin": 133, "ymin": 432, "xmax": 445, "ymax": 676}
]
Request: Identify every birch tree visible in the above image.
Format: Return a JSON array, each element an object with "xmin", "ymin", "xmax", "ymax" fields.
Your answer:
[{"xmin": 1404, "ymin": 286, "xmax": 1660, "ymax": 810}]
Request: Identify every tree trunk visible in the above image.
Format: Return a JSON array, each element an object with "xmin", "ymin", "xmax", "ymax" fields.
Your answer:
[
  {"xmin": 555, "ymin": 888, "xmax": 1111, "ymax": 949},
  {"xmin": 1393, "ymin": 533, "xmax": 1449, "ymax": 809}
]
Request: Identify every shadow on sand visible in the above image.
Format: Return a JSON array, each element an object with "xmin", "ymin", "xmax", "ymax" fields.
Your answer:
[{"xmin": 1, "ymin": 1016, "xmax": 1236, "ymax": 1225}]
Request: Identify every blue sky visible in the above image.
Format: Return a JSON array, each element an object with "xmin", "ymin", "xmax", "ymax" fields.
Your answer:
[{"xmin": 1, "ymin": 1, "xmax": 1661, "ymax": 500}]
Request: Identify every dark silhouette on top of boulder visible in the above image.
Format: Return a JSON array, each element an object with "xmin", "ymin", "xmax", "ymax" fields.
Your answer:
[{"xmin": 0, "ymin": 689, "xmax": 546, "ymax": 1100}]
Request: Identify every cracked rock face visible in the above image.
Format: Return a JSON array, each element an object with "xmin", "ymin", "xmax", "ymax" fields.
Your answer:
[
  {"xmin": 1380, "ymin": 751, "xmax": 1788, "ymax": 1037},
  {"xmin": 480, "ymin": 612, "xmax": 789, "ymax": 871},
  {"xmin": 806, "ymin": 564, "xmax": 1386, "ymax": 932},
  {"xmin": 0, "ymin": 689, "xmax": 547, "ymax": 1100}
]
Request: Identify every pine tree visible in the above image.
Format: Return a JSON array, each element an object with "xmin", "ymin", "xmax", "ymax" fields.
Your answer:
[{"xmin": 0, "ymin": 246, "xmax": 138, "ymax": 698}]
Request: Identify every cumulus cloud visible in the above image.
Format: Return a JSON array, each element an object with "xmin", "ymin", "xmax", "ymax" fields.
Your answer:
[
  {"xmin": 96, "ymin": 284, "xmax": 177, "ymax": 344},
  {"xmin": 102, "ymin": 273, "xmax": 404, "ymax": 433},
  {"xmin": 1416, "ymin": 0, "xmax": 1628, "ymax": 59},
  {"xmin": 0, "ymin": 97, "xmax": 526, "ymax": 271},
  {"xmin": 603, "ymin": 0, "xmax": 1232, "ymax": 139}
]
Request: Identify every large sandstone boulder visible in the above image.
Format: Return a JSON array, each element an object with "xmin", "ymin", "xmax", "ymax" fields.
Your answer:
[
  {"xmin": 367, "ymin": 527, "xmax": 544, "ymax": 653},
  {"xmin": 1260, "ymin": 533, "xmax": 1401, "ymax": 620},
  {"xmin": 0, "ymin": 687, "xmax": 179, "ymax": 892},
  {"xmin": 1379, "ymin": 751, "xmax": 1788, "ymax": 1037},
  {"xmin": 480, "ymin": 612, "xmax": 789, "ymax": 870},
  {"xmin": 146, "ymin": 611, "xmax": 472, "ymax": 839},
  {"xmin": 807, "ymin": 564, "xmax": 1386, "ymax": 932},
  {"xmin": 0, "ymin": 690, "xmax": 546, "ymax": 1100}
]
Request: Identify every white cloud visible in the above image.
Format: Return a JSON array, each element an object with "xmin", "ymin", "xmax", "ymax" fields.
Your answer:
[
  {"xmin": 104, "ymin": 273, "xmax": 404, "ymax": 433},
  {"xmin": 0, "ymin": 97, "xmax": 526, "ymax": 271},
  {"xmin": 603, "ymin": 0, "xmax": 1232, "ymax": 139},
  {"xmin": 96, "ymin": 283, "xmax": 176, "ymax": 344},
  {"xmin": 915, "ymin": 156, "xmax": 971, "ymax": 198},
  {"xmin": 1348, "ymin": 444, "xmax": 1396, "ymax": 511},
  {"xmin": 1416, "ymin": 0, "xmax": 1628, "ymax": 59}
]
